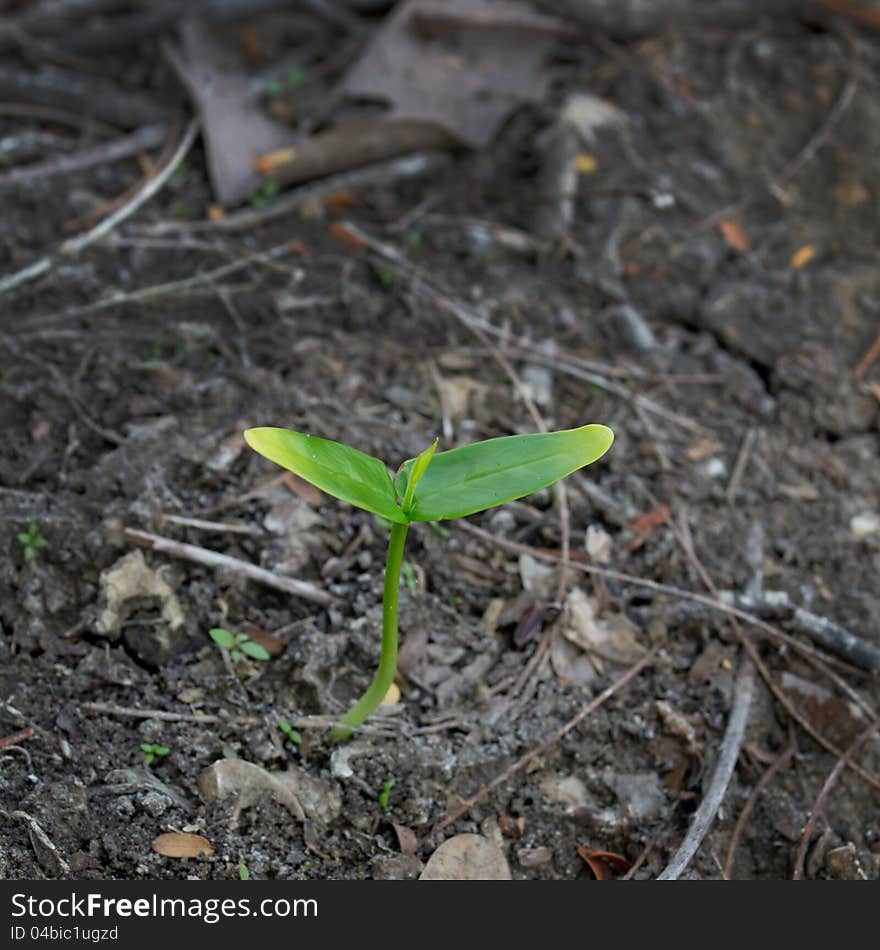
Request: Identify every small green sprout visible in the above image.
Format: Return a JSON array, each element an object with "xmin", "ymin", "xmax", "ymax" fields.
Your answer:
[
  {"xmin": 209, "ymin": 627, "xmax": 271, "ymax": 663},
  {"xmin": 278, "ymin": 719, "xmax": 302, "ymax": 746},
  {"xmin": 238, "ymin": 863, "xmax": 251, "ymax": 880},
  {"xmin": 222, "ymin": 744, "xmax": 239, "ymax": 759},
  {"xmin": 141, "ymin": 742, "xmax": 170, "ymax": 766},
  {"xmin": 378, "ymin": 777, "xmax": 395, "ymax": 810},
  {"xmin": 17, "ymin": 523, "xmax": 47, "ymax": 561},
  {"xmin": 249, "ymin": 178, "xmax": 279, "ymax": 208},
  {"xmin": 244, "ymin": 422, "xmax": 613, "ymax": 739}
]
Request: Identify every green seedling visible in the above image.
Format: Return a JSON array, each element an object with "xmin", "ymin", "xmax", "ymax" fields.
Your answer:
[
  {"xmin": 238, "ymin": 863, "xmax": 251, "ymax": 881},
  {"xmin": 244, "ymin": 422, "xmax": 613, "ymax": 739},
  {"xmin": 249, "ymin": 178, "xmax": 279, "ymax": 208},
  {"xmin": 141, "ymin": 742, "xmax": 169, "ymax": 766},
  {"xmin": 278, "ymin": 719, "xmax": 302, "ymax": 746},
  {"xmin": 209, "ymin": 627, "xmax": 271, "ymax": 663},
  {"xmin": 378, "ymin": 777, "xmax": 395, "ymax": 810},
  {"xmin": 17, "ymin": 522, "xmax": 47, "ymax": 561}
]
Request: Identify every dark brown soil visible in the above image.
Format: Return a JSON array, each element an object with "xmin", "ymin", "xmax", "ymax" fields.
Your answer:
[{"xmin": 1, "ymin": 8, "xmax": 879, "ymax": 881}]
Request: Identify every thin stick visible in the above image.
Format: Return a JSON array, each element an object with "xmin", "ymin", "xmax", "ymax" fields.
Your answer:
[
  {"xmin": 160, "ymin": 513, "xmax": 263, "ymax": 536},
  {"xmin": 726, "ymin": 427, "xmax": 757, "ymax": 503},
  {"xmin": 458, "ymin": 521, "xmax": 880, "ymax": 791},
  {"xmin": 723, "ymin": 736, "xmax": 795, "ymax": 879},
  {"xmin": 0, "ymin": 726, "xmax": 35, "ymax": 749},
  {"xmin": 81, "ymin": 702, "xmax": 396, "ymax": 736},
  {"xmin": 124, "ymin": 527, "xmax": 337, "ymax": 608},
  {"xmin": 0, "ymin": 123, "xmax": 165, "ymax": 188},
  {"xmin": 791, "ymin": 715, "xmax": 879, "ymax": 880},
  {"xmin": 657, "ymin": 656, "xmax": 755, "ymax": 880},
  {"xmin": 0, "ymin": 117, "xmax": 199, "ymax": 298},
  {"xmin": 434, "ymin": 643, "xmax": 662, "ymax": 833}
]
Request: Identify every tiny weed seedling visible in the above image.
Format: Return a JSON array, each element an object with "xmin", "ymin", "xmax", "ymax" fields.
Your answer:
[
  {"xmin": 17, "ymin": 523, "xmax": 47, "ymax": 561},
  {"xmin": 278, "ymin": 719, "xmax": 302, "ymax": 746},
  {"xmin": 209, "ymin": 627, "xmax": 271, "ymax": 664},
  {"xmin": 244, "ymin": 422, "xmax": 613, "ymax": 739},
  {"xmin": 378, "ymin": 777, "xmax": 395, "ymax": 810},
  {"xmin": 141, "ymin": 743, "xmax": 169, "ymax": 766}
]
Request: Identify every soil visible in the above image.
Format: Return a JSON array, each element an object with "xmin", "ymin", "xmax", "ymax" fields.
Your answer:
[{"xmin": 1, "ymin": 9, "xmax": 879, "ymax": 881}]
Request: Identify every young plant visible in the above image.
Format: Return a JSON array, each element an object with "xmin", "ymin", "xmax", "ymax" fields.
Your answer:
[
  {"xmin": 244, "ymin": 423, "xmax": 613, "ymax": 739},
  {"xmin": 140, "ymin": 742, "xmax": 170, "ymax": 766},
  {"xmin": 17, "ymin": 522, "xmax": 47, "ymax": 561},
  {"xmin": 378, "ymin": 777, "xmax": 395, "ymax": 810},
  {"xmin": 278, "ymin": 719, "xmax": 302, "ymax": 746},
  {"xmin": 209, "ymin": 627, "xmax": 271, "ymax": 664}
]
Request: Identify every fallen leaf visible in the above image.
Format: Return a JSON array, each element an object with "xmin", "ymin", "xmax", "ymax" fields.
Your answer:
[
  {"xmin": 789, "ymin": 245, "xmax": 816, "ymax": 269},
  {"xmin": 281, "ymin": 471, "xmax": 324, "ymax": 506},
  {"xmin": 152, "ymin": 832, "xmax": 213, "ymax": 859},
  {"xmin": 392, "ymin": 823, "xmax": 418, "ymax": 857},
  {"xmin": 341, "ymin": 0, "xmax": 560, "ymax": 149},
  {"xmin": 686, "ymin": 437, "xmax": 723, "ymax": 462},
  {"xmin": 577, "ymin": 845, "xmax": 631, "ymax": 880},
  {"xmin": 419, "ymin": 833, "xmax": 511, "ymax": 880},
  {"xmin": 206, "ymin": 204, "xmax": 226, "ymax": 221},
  {"xmin": 321, "ymin": 190, "xmax": 357, "ymax": 211},
  {"xmin": 779, "ymin": 672, "xmax": 869, "ymax": 748},
  {"xmin": 555, "ymin": 588, "xmax": 647, "ymax": 667},
  {"xmin": 198, "ymin": 759, "xmax": 341, "ymax": 824},
  {"xmin": 239, "ymin": 625, "xmax": 285, "ymax": 657},
  {"xmin": 498, "ymin": 814, "xmax": 526, "ymax": 838},
  {"xmin": 718, "ymin": 217, "xmax": 750, "ymax": 253},
  {"xmin": 253, "ymin": 147, "xmax": 298, "ymax": 176},
  {"xmin": 628, "ymin": 503, "xmax": 670, "ymax": 550},
  {"xmin": 329, "ymin": 222, "xmax": 367, "ymax": 250}
]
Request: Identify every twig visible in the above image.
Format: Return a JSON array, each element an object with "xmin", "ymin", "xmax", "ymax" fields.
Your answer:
[
  {"xmin": 723, "ymin": 734, "xmax": 795, "ymax": 879},
  {"xmin": 81, "ymin": 701, "xmax": 397, "ymax": 737},
  {"xmin": 16, "ymin": 241, "xmax": 294, "ymax": 333},
  {"xmin": 853, "ymin": 327, "xmax": 880, "ymax": 381},
  {"xmin": 0, "ymin": 726, "xmax": 35, "ymax": 749},
  {"xmin": 124, "ymin": 527, "xmax": 337, "ymax": 608},
  {"xmin": 791, "ymin": 716, "xmax": 880, "ymax": 880},
  {"xmin": 726, "ymin": 427, "xmax": 757, "ymax": 503},
  {"xmin": 434, "ymin": 643, "xmax": 662, "ymax": 833},
  {"xmin": 0, "ymin": 117, "xmax": 199, "ymax": 298},
  {"xmin": 0, "ymin": 123, "xmax": 165, "ymax": 188},
  {"xmin": 657, "ymin": 656, "xmax": 755, "ymax": 880},
  {"xmin": 458, "ymin": 521, "xmax": 880, "ymax": 792},
  {"xmin": 342, "ymin": 221, "xmax": 705, "ymax": 435},
  {"xmin": 161, "ymin": 513, "xmax": 263, "ymax": 537}
]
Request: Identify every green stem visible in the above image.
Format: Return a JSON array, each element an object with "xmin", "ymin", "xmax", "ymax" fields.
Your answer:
[{"xmin": 331, "ymin": 521, "xmax": 409, "ymax": 741}]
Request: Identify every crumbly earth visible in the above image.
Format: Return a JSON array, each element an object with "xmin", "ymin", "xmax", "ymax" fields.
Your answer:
[{"xmin": 1, "ymin": 13, "xmax": 879, "ymax": 881}]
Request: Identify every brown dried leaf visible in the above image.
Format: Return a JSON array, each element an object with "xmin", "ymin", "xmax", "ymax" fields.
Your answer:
[
  {"xmin": 576, "ymin": 846, "xmax": 631, "ymax": 880},
  {"xmin": 789, "ymin": 245, "xmax": 816, "ymax": 269},
  {"xmin": 340, "ymin": 0, "xmax": 558, "ymax": 149},
  {"xmin": 152, "ymin": 832, "xmax": 213, "ymax": 859},
  {"xmin": 392, "ymin": 823, "xmax": 418, "ymax": 857},
  {"xmin": 420, "ymin": 833, "xmax": 511, "ymax": 880},
  {"xmin": 718, "ymin": 217, "xmax": 750, "ymax": 253}
]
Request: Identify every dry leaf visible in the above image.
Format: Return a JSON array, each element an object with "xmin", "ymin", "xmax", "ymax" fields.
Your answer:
[
  {"xmin": 321, "ymin": 190, "xmax": 357, "ymax": 211},
  {"xmin": 329, "ymin": 222, "xmax": 367, "ymax": 250},
  {"xmin": 253, "ymin": 147, "xmax": 298, "ymax": 176},
  {"xmin": 628, "ymin": 504, "xmax": 670, "ymax": 550},
  {"xmin": 686, "ymin": 437, "xmax": 723, "ymax": 462},
  {"xmin": 152, "ymin": 832, "xmax": 213, "ymax": 859},
  {"xmin": 341, "ymin": 0, "xmax": 559, "ymax": 149},
  {"xmin": 556, "ymin": 588, "xmax": 646, "ymax": 666},
  {"xmin": 789, "ymin": 245, "xmax": 816, "ymax": 269},
  {"xmin": 239, "ymin": 624, "xmax": 285, "ymax": 657},
  {"xmin": 577, "ymin": 845, "xmax": 631, "ymax": 879},
  {"xmin": 392, "ymin": 823, "xmax": 418, "ymax": 857},
  {"xmin": 419, "ymin": 833, "xmax": 511, "ymax": 880},
  {"xmin": 718, "ymin": 217, "xmax": 750, "ymax": 253},
  {"xmin": 281, "ymin": 471, "xmax": 324, "ymax": 506},
  {"xmin": 498, "ymin": 815, "xmax": 526, "ymax": 838}
]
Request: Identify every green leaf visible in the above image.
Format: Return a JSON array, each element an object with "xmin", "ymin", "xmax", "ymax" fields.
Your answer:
[
  {"xmin": 399, "ymin": 424, "xmax": 614, "ymax": 522},
  {"xmin": 397, "ymin": 437, "xmax": 439, "ymax": 512},
  {"xmin": 209, "ymin": 627, "xmax": 236, "ymax": 649},
  {"xmin": 244, "ymin": 427, "xmax": 407, "ymax": 524},
  {"xmin": 239, "ymin": 639, "xmax": 271, "ymax": 661}
]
